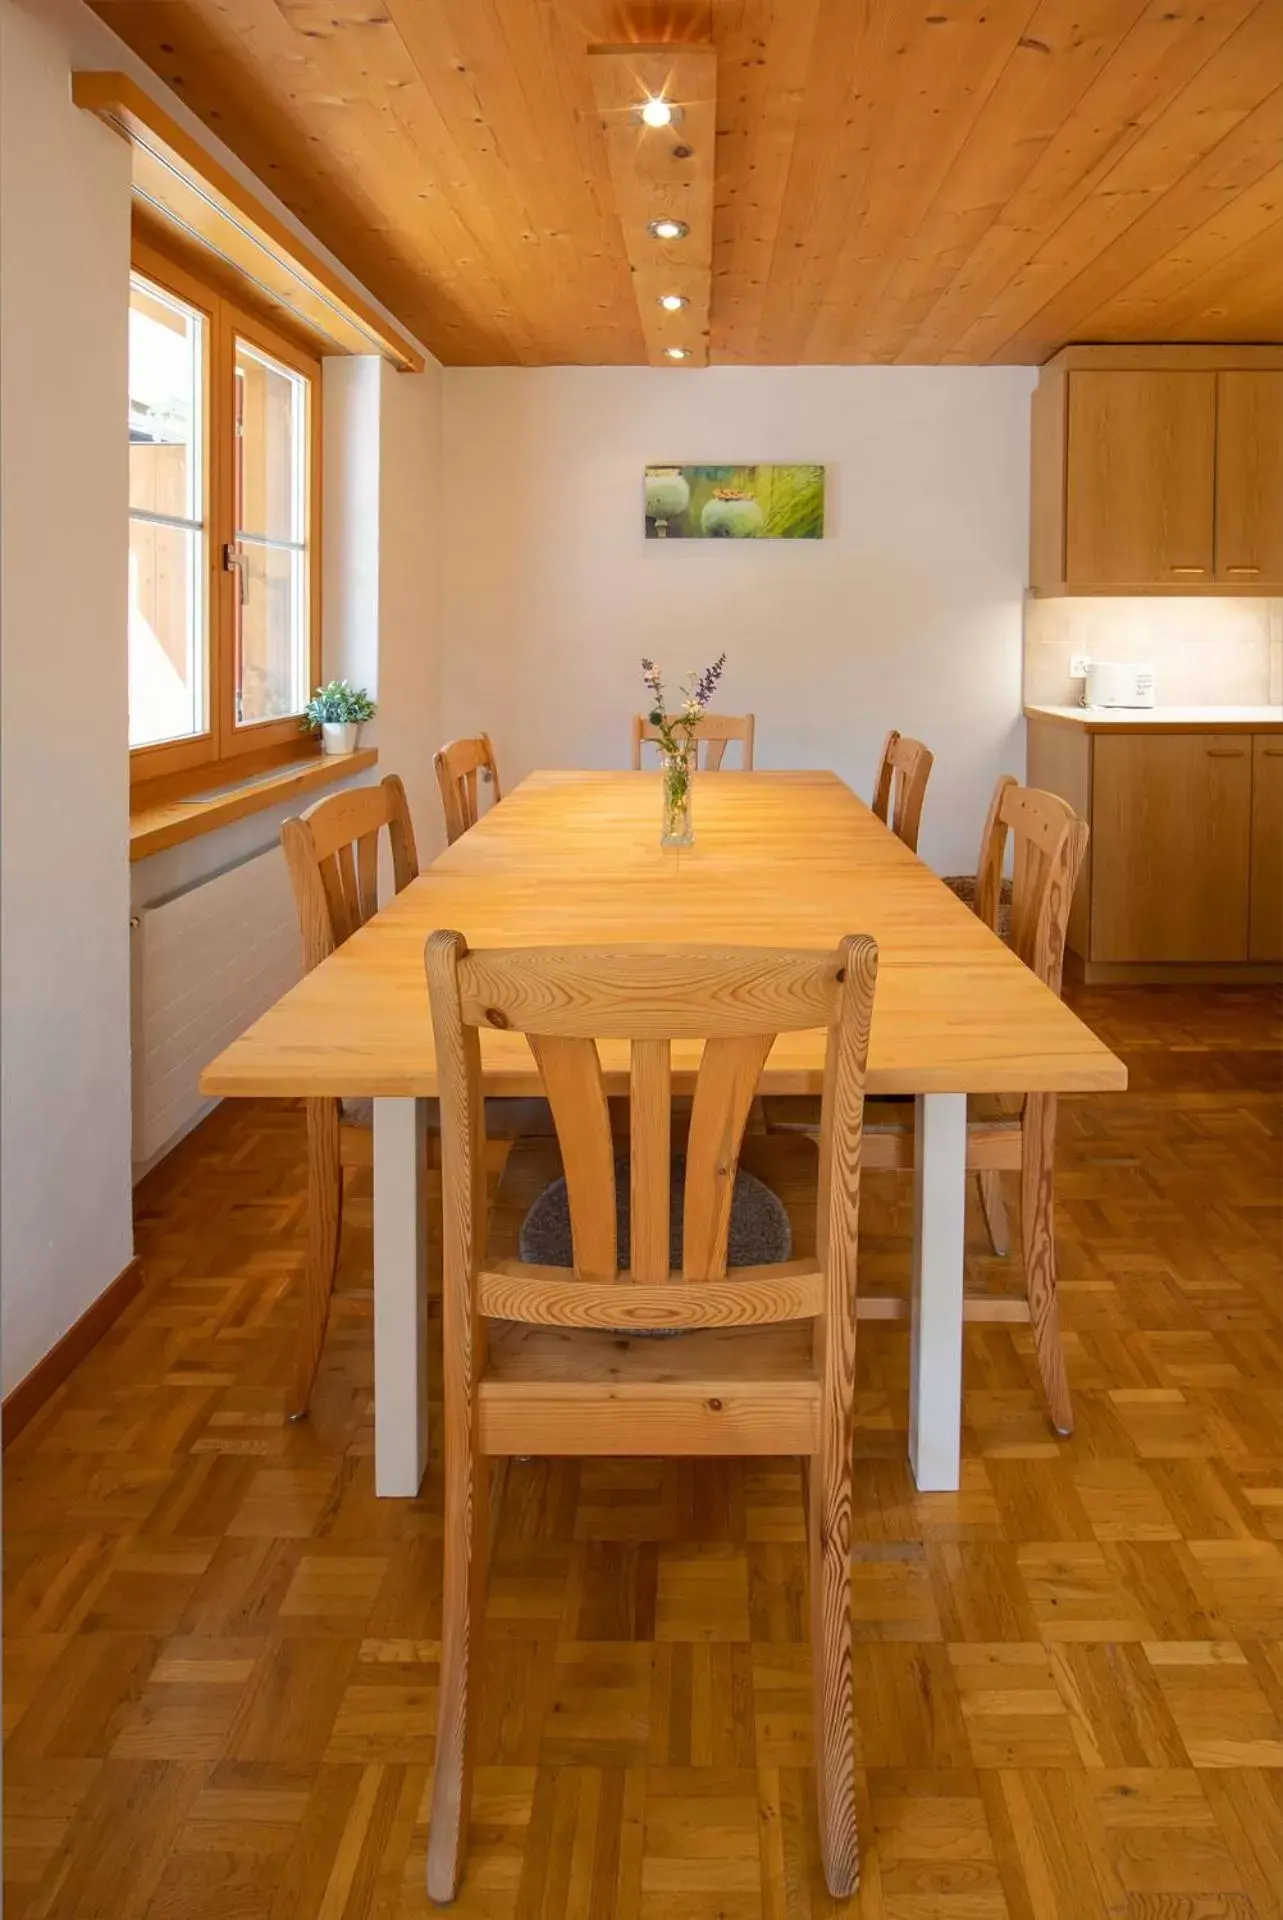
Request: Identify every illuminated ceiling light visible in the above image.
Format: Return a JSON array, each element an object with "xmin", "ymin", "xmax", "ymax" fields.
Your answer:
[
  {"xmin": 647, "ymin": 217, "xmax": 688, "ymax": 241},
  {"xmin": 664, "ymin": 345, "xmax": 692, "ymax": 360},
  {"xmin": 658, "ymin": 293, "xmax": 688, "ymax": 312},
  {"xmin": 637, "ymin": 97, "xmax": 684, "ymax": 130}
]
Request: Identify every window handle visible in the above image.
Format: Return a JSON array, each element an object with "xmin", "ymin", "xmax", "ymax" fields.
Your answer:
[{"xmin": 223, "ymin": 543, "xmax": 249, "ymax": 605}]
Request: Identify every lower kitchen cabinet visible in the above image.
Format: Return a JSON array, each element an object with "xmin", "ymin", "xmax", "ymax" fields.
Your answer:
[
  {"xmin": 1026, "ymin": 715, "xmax": 1283, "ymax": 978},
  {"xmin": 1251, "ymin": 735, "xmax": 1283, "ymax": 961}
]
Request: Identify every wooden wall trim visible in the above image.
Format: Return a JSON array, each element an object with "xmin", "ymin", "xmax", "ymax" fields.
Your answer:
[
  {"xmin": 3, "ymin": 1257, "xmax": 145, "ymax": 1447},
  {"xmin": 1040, "ymin": 345, "xmax": 1283, "ymax": 374},
  {"xmin": 72, "ymin": 72, "xmax": 425, "ymax": 373}
]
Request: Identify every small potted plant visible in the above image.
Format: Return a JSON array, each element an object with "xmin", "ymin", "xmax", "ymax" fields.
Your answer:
[{"xmin": 302, "ymin": 680, "xmax": 376, "ymax": 755}]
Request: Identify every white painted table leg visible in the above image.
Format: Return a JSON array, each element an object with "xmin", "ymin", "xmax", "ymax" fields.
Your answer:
[
  {"xmin": 908, "ymin": 1091, "xmax": 968, "ymax": 1493},
  {"xmin": 373, "ymin": 1097, "xmax": 429, "ymax": 1496}
]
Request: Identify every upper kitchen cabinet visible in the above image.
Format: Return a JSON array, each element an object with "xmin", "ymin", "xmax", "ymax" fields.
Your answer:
[
  {"xmin": 1067, "ymin": 370, "xmax": 1215, "ymax": 587},
  {"xmin": 1029, "ymin": 347, "xmax": 1283, "ymax": 595},
  {"xmin": 1216, "ymin": 371, "xmax": 1283, "ymax": 586}
]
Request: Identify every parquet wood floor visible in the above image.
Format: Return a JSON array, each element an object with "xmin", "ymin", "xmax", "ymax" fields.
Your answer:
[{"xmin": 4, "ymin": 983, "xmax": 1282, "ymax": 1919}]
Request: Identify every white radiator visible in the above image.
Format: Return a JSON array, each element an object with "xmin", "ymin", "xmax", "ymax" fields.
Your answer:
[{"xmin": 131, "ymin": 844, "xmax": 301, "ymax": 1174}]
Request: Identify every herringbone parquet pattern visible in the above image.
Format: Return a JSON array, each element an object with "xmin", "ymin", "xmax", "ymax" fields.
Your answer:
[{"xmin": 4, "ymin": 982, "xmax": 1282, "ymax": 1918}]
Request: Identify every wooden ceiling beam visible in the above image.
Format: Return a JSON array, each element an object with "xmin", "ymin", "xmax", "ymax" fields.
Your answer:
[{"xmin": 587, "ymin": 43, "xmax": 715, "ymax": 367}]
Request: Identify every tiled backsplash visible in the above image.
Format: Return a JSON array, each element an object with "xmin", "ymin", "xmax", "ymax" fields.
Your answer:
[{"xmin": 1023, "ymin": 596, "xmax": 1283, "ymax": 707}]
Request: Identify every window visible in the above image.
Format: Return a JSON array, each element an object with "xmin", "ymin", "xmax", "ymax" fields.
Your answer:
[
  {"xmin": 129, "ymin": 278, "xmax": 207, "ymax": 749},
  {"xmin": 128, "ymin": 240, "xmax": 320, "ymax": 785}
]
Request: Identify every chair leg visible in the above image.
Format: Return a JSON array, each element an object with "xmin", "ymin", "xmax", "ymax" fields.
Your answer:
[
  {"xmin": 1020, "ymin": 1094, "xmax": 1073, "ymax": 1436},
  {"xmin": 426, "ymin": 1435, "xmax": 492, "ymax": 1903},
  {"xmin": 289, "ymin": 1099, "xmax": 343, "ymax": 1420},
  {"xmin": 807, "ymin": 1444, "xmax": 859, "ymax": 1898},
  {"xmin": 977, "ymin": 1168, "xmax": 1010, "ymax": 1256}
]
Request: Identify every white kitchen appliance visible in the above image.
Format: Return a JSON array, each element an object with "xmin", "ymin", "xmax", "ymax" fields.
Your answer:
[{"xmin": 1083, "ymin": 660, "xmax": 1156, "ymax": 709}]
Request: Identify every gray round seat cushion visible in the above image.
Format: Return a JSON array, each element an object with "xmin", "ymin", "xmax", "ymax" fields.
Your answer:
[{"xmin": 518, "ymin": 1156, "xmax": 791, "ymax": 1336}]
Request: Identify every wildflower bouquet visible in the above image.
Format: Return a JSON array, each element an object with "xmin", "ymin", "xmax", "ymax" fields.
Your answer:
[{"xmin": 639, "ymin": 652, "xmax": 726, "ymax": 847}]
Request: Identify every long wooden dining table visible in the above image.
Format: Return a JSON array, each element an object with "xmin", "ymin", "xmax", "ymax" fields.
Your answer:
[{"xmin": 202, "ymin": 769, "xmax": 1126, "ymax": 1497}]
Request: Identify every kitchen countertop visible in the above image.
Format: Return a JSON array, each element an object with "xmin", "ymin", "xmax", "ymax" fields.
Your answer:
[{"xmin": 1025, "ymin": 704, "xmax": 1283, "ymax": 733}]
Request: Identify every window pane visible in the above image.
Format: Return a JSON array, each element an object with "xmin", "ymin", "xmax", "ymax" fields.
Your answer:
[
  {"xmin": 234, "ymin": 337, "xmax": 310, "ymax": 726},
  {"xmin": 129, "ymin": 278, "xmax": 201, "ymax": 522},
  {"xmin": 129, "ymin": 519, "xmax": 203, "ymax": 748},
  {"xmin": 128, "ymin": 274, "xmax": 206, "ymax": 749},
  {"xmin": 237, "ymin": 539, "xmax": 308, "ymax": 725},
  {"xmin": 236, "ymin": 340, "xmax": 307, "ymax": 544}
]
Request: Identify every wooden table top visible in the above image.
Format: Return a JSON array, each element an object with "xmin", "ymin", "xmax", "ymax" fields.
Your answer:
[{"xmin": 202, "ymin": 771, "xmax": 1126, "ymax": 1099}]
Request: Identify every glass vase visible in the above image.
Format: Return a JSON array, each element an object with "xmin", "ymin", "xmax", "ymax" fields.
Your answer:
[{"xmin": 660, "ymin": 748, "xmax": 694, "ymax": 848}]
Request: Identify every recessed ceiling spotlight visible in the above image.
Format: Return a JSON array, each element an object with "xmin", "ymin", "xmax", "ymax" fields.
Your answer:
[
  {"xmin": 665, "ymin": 345, "xmax": 692, "ymax": 360},
  {"xmin": 658, "ymin": 293, "xmax": 688, "ymax": 312},
  {"xmin": 637, "ymin": 97, "xmax": 682, "ymax": 128},
  {"xmin": 647, "ymin": 217, "xmax": 688, "ymax": 241}
]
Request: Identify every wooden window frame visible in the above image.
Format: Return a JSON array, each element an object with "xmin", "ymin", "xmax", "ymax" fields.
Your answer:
[{"xmin": 129, "ymin": 232, "xmax": 322, "ymax": 790}]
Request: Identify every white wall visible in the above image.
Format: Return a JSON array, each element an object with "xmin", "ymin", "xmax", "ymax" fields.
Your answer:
[
  {"xmin": 1, "ymin": 0, "xmax": 442, "ymax": 1392},
  {"xmin": 440, "ymin": 366, "xmax": 1035, "ymax": 872},
  {"xmin": 375, "ymin": 358, "xmax": 445, "ymax": 851},
  {"xmin": 0, "ymin": 0, "xmax": 135, "ymax": 1391}
]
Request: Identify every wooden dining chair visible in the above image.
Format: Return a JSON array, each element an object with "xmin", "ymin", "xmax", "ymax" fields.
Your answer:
[
  {"xmin": 942, "ymin": 773, "xmax": 1018, "ymax": 1253},
  {"xmin": 762, "ymin": 784, "xmax": 1088, "ymax": 1435},
  {"xmin": 942, "ymin": 772, "xmax": 1017, "ymax": 942},
  {"xmin": 435, "ymin": 733, "xmax": 501, "ymax": 844},
  {"xmin": 631, "ymin": 711, "xmax": 756, "ymax": 770},
  {"xmin": 281, "ymin": 775, "xmax": 420, "ymax": 1418},
  {"xmin": 423, "ymin": 933, "xmax": 879, "ymax": 1904},
  {"xmin": 871, "ymin": 728, "xmax": 934, "ymax": 852},
  {"xmin": 865, "ymin": 784, "xmax": 1088, "ymax": 1432}
]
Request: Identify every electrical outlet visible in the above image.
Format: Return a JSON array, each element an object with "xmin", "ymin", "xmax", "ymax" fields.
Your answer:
[{"xmin": 1069, "ymin": 655, "xmax": 1091, "ymax": 679}]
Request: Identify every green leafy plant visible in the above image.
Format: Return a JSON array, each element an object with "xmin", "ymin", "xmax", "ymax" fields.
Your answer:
[{"xmin": 302, "ymin": 680, "xmax": 377, "ymax": 731}]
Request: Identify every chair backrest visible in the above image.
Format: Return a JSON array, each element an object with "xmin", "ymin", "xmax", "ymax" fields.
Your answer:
[
  {"xmin": 435, "ymin": 734, "xmax": 502, "ymax": 845},
  {"xmin": 426, "ymin": 936, "xmax": 877, "ymax": 1332},
  {"xmin": 631, "ymin": 713, "xmax": 756, "ymax": 771},
  {"xmin": 282, "ymin": 774, "xmax": 419, "ymax": 972},
  {"xmin": 995, "ymin": 784, "xmax": 1089, "ymax": 994},
  {"xmin": 871, "ymin": 729, "xmax": 934, "ymax": 852},
  {"xmin": 972, "ymin": 773, "xmax": 1018, "ymax": 931}
]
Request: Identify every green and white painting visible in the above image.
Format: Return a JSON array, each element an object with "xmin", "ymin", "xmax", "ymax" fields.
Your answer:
[{"xmin": 644, "ymin": 464, "xmax": 825, "ymax": 540}]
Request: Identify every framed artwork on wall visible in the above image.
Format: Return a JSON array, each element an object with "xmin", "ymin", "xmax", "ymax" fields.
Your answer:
[{"xmin": 644, "ymin": 463, "xmax": 825, "ymax": 539}]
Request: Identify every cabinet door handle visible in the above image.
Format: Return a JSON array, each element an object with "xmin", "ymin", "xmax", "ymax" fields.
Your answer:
[
  {"xmin": 1206, "ymin": 747, "xmax": 1246, "ymax": 757},
  {"xmin": 1224, "ymin": 565, "xmax": 1260, "ymax": 575},
  {"xmin": 1261, "ymin": 746, "xmax": 1283, "ymax": 757},
  {"xmin": 1169, "ymin": 565, "xmax": 1208, "ymax": 575}
]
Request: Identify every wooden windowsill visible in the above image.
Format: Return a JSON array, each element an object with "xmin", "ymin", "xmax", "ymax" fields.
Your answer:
[{"xmin": 130, "ymin": 747, "xmax": 378, "ymax": 861}]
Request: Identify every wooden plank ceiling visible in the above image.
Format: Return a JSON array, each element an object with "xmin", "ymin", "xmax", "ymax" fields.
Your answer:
[{"xmin": 89, "ymin": 0, "xmax": 1283, "ymax": 367}]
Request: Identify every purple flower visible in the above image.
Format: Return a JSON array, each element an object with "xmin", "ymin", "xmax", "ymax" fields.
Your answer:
[{"xmin": 692, "ymin": 652, "xmax": 726, "ymax": 709}]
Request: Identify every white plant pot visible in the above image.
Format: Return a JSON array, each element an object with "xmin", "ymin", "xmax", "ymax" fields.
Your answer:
[{"xmin": 321, "ymin": 721, "xmax": 359, "ymax": 755}]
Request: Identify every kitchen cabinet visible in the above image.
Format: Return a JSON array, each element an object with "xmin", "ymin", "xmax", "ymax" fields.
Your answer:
[
  {"xmin": 1216, "ymin": 371, "xmax": 1283, "ymax": 587},
  {"xmin": 1090, "ymin": 734, "xmax": 1250, "ymax": 962},
  {"xmin": 1250, "ymin": 735, "xmax": 1283, "ymax": 962},
  {"xmin": 1026, "ymin": 712, "xmax": 1283, "ymax": 979},
  {"xmin": 1029, "ymin": 347, "xmax": 1283, "ymax": 594},
  {"xmin": 1065, "ymin": 372, "xmax": 1216, "ymax": 589}
]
